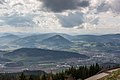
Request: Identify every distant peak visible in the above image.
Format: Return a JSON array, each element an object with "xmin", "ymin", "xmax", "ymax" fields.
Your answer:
[
  {"xmin": 42, "ymin": 34, "xmax": 72, "ymax": 44},
  {"xmin": 48, "ymin": 35, "xmax": 68, "ymax": 40},
  {"xmin": 53, "ymin": 35, "xmax": 63, "ymax": 38}
]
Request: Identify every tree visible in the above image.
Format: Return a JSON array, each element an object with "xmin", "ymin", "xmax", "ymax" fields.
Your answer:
[
  {"xmin": 29, "ymin": 75, "xmax": 34, "ymax": 80},
  {"xmin": 19, "ymin": 73, "xmax": 27, "ymax": 80},
  {"xmin": 95, "ymin": 63, "xmax": 101, "ymax": 73},
  {"xmin": 40, "ymin": 74, "xmax": 47, "ymax": 80}
]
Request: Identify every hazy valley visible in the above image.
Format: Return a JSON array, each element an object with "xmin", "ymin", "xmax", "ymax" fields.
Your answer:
[{"xmin": 0, "ymin": 33, "xmax": 120, "ymax": 73}]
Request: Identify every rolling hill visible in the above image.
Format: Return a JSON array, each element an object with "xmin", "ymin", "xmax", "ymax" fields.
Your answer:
[
  {"xmin": 4, "ymin": 48, "xmax": 89, "ymax": 61},
  {"xmin": 0, "ymin": 34, "xmax": 20, "ymax": 44},
  {"xmin": 72, "ymin": 34, "xmax": 120, "ymax": 42}
]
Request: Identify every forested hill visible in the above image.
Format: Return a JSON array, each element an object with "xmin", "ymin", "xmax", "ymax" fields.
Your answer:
[{"xmin": 4, "ymin": 48, "xmax": 89, "ymax": 60}]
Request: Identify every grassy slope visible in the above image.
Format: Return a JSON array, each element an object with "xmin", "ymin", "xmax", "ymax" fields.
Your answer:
[{"xmin": 99, "ymin": 69, "xmax": 120, "ymax": 80}]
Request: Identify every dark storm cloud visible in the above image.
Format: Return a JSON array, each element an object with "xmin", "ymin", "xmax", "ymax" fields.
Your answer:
[
  {"xmin": 40, "ymin": 0, "xmax": 90, "ymax": 12},
  {"xmin": 78, "ymin": 1, "xmax": 89, "ymax": 7}
]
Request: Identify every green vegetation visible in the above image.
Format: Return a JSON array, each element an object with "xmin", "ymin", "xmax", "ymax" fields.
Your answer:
[
  {"xmin": 99, "ymin": 69, "xmax": 120, "ymax": 80},
  {"xmin": 0, "ymin": 63, "xmax": 101, "ymax": 80}
]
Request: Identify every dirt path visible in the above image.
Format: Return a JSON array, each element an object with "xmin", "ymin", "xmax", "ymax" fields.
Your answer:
[{"xmin": 85, "ymin": 68, "xmax": 120, "ymax": 80}]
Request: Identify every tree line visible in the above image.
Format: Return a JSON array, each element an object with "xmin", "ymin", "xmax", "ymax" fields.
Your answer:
[{"xmin": 0, "ymin": 63, "xmax": 101, "ymax": 80}]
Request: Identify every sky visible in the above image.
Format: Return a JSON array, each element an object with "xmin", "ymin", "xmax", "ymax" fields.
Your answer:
[{"xmin": 0, "ymin": 0, "xmax": 120, "ymax": 35}]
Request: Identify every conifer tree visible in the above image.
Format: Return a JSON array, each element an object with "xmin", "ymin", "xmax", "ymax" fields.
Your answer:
[
  {"xmin": 29, "ymin": 75, "xmax": 34, "ymax": 80},
  {"xmin": 19, "ymin": 73, "xmax": 27, "ymax": 80},
  {"xmin": 40, "ymin": 74, "xmax": 47, "ymax": 80}
]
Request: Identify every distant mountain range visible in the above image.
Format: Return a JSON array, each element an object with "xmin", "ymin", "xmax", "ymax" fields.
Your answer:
[
  {"xmin": 0, "ymin": 33, "xmax": 119, "ymax": 53},
  {"xmin": 9, "ymin": 33, "xmax": 120, "ymax": 43},
  {"xmin": 72, "ymin": 34, "xmax": 120, "ymax": 42},
  {"xmin": 10, "ymin": 33, "xmax": 55, "ymax": 46},
  {"xmin": 6, "ymin": 33, "xmax": 73, "ymax": 49}
]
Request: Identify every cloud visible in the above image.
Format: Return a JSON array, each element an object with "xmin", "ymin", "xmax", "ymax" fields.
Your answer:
[
  {"xmin": 0, "ymin": 0, "xmax": 120, "ymax": 35},
  {"xmin": 40, "ymin": 0, "xmax": 90, "ymax": 12},
  {"xmin": 96, "ymin": 0, "xmax": 120, "ymax": 13},
  {"xmin": 56, "ymin": 12, "xmax": 85, "ymax": 28},
  {"xmin": 111, "ymin": 0, "xmax": 120, "ymax": 13},
  {"xmin": 78, "ymin": 1, "xmax": 89, "ymax": 7},
  {"xmin": 90, "ymin": 17, "xmax": 99, "ymax": 25},
  {"xmin": 97, "ymin": 1, "xmax": 110, "ymax": 12},
  {"xmin": 0, "ymin": 14, "xmax": 35, "ymax": 27},
  {"xmin": 0, "ymin": 0, "xmax": 5, "ymax": 4}
]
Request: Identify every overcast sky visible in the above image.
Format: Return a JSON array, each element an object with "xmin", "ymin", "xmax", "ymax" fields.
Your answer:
[{"xmin": 0, "ymin": 0, "xmax": 120, "ymax": 34}]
